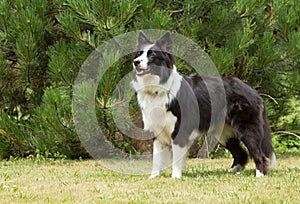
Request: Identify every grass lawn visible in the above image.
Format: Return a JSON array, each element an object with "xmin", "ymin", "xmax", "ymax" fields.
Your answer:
[{"xmin": 0, "ymin": 155, "xmax": 299, "ymax": 203}]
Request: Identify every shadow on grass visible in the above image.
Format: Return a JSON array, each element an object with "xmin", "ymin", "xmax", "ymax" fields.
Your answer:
[
  {"xmin": 184, "ymin": 169, "xmax": 229, "ymax": 178},
  {"xmin": 182, "ymin": 167, "xmax": 259, "ymax": 178},
  {"xmin": 183, "ymin": 167, "xmax": 300, "ymax": 179}
]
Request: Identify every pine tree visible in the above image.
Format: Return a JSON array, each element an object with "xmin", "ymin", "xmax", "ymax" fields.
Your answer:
[
  {"xmin": 0, "ymin": 0, "xmax": 299, "ymax": 159},
  {"xmin": 0, "ymin": 0, "xmax": 53, "ymax": 158}
]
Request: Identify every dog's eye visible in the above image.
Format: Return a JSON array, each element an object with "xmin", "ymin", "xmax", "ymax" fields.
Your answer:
[
  {"xmin": 136, "ymin": 51, "xmax": 143, "ymax": 57},
  {"xmin": 147, "ymin": 50, "xmax": 155, "ymax": 56}
]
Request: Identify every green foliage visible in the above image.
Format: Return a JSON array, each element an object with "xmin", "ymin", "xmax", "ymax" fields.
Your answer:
[
  {"xmin": 0, "ymin": 0, "xmax": 299, "ymax": 159},
  {"xmin": 32, "ymin": 87, "xmax": 86, "ymax": 158},
  {"xmin": 273, "ymin": 134, "xmax": 300, "ymax": 154},
  {"xmin": 272, "ymin": 98, "xmax": 300, "ymax": 154},
  {"xmin": 47, "ymin": 39, "xmax": 89, "ymax": 85},
  {"xmin": 0, "ymin": 112, "xmax": 30, "ymax": 159}
]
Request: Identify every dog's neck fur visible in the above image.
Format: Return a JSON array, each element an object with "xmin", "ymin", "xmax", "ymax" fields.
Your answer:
[{"xmin": 132, "ymin": 65, "xmax": 182, "ymax": 98}]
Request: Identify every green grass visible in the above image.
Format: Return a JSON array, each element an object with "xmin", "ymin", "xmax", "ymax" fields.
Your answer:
[{"xmin": 0, "ymin": 156, "xmax": 299, "ymax": 203}]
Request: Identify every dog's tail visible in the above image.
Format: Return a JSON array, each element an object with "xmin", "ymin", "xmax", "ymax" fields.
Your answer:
[{"xmin": 261, "ymin": 103, "xmax": 276, "ymax": 166}]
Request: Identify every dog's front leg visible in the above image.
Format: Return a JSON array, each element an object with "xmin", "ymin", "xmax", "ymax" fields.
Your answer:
[
  {"xmin": 172, "ymin": 143, "xmax": 187, "ymax": 179},
  {"xmin": 150, "ymin": 139, "xmax": 171, "ymax": 179}
]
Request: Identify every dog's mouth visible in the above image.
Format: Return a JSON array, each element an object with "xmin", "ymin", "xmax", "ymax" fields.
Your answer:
[{"xmin": 135, "ymin": 67, "xmax": 152, "ymax": 76}]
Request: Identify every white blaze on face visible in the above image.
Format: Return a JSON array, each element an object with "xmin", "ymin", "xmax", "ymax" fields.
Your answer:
[{"xmin": 133, "ymin": 44, "xmax": 154, "ymax": 71}]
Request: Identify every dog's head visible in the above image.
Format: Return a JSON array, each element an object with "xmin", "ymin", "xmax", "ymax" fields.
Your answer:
[{"xmin": 133, "ymin": 32, "xmax": 175, "ymax": 82}]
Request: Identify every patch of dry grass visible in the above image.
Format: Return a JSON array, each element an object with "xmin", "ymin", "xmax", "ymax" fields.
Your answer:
[{"xmin": 0, "ymin": 156, "xmax": 299, "ymax": 203}]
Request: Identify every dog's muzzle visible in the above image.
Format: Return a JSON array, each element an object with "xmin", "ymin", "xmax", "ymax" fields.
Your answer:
[{"xmin": 133, "ymin": 60, "xmax": 151, "ymax": 76}]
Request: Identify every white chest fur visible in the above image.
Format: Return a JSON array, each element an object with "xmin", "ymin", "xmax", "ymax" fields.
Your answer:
[
  {"xmin": 138, "ymin": 90, "xmax": 177, "ymax": 145},
  {"xmin": 132, "ymin": 67, "xmax": 182, "ymax": 145}
]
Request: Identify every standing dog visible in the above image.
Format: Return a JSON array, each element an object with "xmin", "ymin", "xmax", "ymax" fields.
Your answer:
[{"xmin": 131, "ymin": 31, "xmax": 276, "ymax": 178}]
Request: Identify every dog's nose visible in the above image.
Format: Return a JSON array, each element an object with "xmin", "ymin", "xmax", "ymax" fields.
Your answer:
[{"xmin": 133, "ymin": 60, "xmax": 140, "ymax": 66}]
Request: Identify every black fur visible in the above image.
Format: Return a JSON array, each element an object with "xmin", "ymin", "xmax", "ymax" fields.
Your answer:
[
  {"xmin": 225, "ymin": 137, "xmax": 249, "ymax": 168},
  {"xmin": 174, "ymin": 74, "xmax": 275, "ymax": 174}
]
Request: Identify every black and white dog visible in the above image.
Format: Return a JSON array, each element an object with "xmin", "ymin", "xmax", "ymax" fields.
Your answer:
[{"xmin": 131, "ymin": 31, "xmax": 276, "ymax": 178}]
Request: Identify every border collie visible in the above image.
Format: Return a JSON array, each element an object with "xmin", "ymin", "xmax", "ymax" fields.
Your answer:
[{"xmin": 131, "ymin": 31, "xmax": 276, "ymax": 178}]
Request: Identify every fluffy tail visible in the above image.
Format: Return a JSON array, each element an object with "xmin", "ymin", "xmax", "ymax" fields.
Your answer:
[{"xmin": 261, "ymin": 104, "xmax": 276, "ymax": 166}]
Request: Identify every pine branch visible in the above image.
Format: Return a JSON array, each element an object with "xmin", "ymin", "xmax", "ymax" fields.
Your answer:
[
  {"xmin": 65, "ymin": 24, "xmax": 96, "ymax": 49},
  {"xmin": 273, "ymin": 131, "xmax": 300, "ymax": 139},
  {"xmin": 170, "ymin": 9, "xmax": 184, "ymax": 13},
  {"xmin": 110, "ymin": 15, "xmax": 126, "ymax": 30},
  {"xmin": 282, "ymin": 49, "xmax": 296, "ymax": 60},
  {"xmin": 12, "ymin": 141, "xmax": 23, "ymax": 155},
  {"xmin": 59, "ymin": 70, "xmax": 73, "ymax": 87},
  {"xmin": 25, "ymin": 44, "xmax": 31, "ymax": 84},
  {"xmin": 259, "ymin": 93, "xmax": 278, "ymax": 105},
  {"xmin": 101, "ymin": 0, "xmax": 109, "ymax": 31},
  {"xmin": 96, "ymin": 95, "xmax": 131, "ymax": 109},
  {"xmin": 53, "ymin": 102, "xmax": 67, "ymax": 128},
  {"xmin": 45, "ymin": 117, "xmax": 68, "ymax": 139},
  {"xmin": 103, "ymin": 66, "xmax": 113, "ymax": 109},
  {"xmin": 80, "ymin": 11, "xmax": 101, "ymax": 29},
  {"xmin": 1, "ymin": 14, "xmax": 8, "ymax": 32},
  {"xmin": 275, "ymin": 84, "xmax": 295, "ymax": 98}
]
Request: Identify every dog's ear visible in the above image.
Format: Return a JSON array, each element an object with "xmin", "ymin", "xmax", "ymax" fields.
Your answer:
[
  {"xmin": 137, "ymin": 31, "xmax": 151, "ymax": 47},
  {"xmin": 156, "ymin": 32, "xmax": 172, "ymax": 54}
]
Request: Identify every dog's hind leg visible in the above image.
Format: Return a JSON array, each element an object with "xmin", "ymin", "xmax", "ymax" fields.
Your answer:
[
  {"xmin": 225, "ymin": 138, "xmax": 249, "ymax": 173},
  {"xmin": 237, "ymin": 125, "xmax": 268, "ymax": 177},
  {"xmin": 218, "ymin": 124, "xmax": 249, "ymax": 173}
]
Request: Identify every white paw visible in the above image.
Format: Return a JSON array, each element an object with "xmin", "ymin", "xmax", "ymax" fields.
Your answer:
[
  {"xmin": 171, "ymin": 174, "xmax": 182, "ymax": 179},
  {"xmin": 149, "ymin": 175, "xmax": 158, "ymax": 179},
  {"xmin": 149, "ymin": 172, "xmax": 160, "ymax": 179},
  {"xmin": 172, "ymin": 169, "xmax": 182, "ymax": 179},
  {"xmin": 228, "ymin": 164, "xmax": 245, "ymax": 173},
  {"xmin": 256, "ymin": 169, "xmax": 265, "ymax": 177}
]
